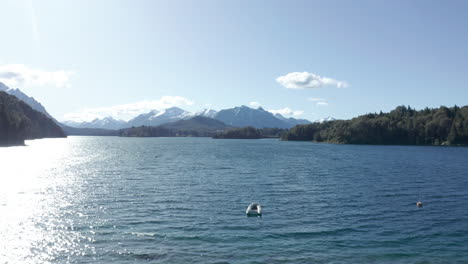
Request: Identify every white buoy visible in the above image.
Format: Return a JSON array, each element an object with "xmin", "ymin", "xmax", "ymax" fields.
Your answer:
[
  {"xmin": 246, "ymin": 203, "xmax": 262, "ymax": 216},
  {"xmin": 416, "ymin": 201, "xmax": 423, "ymax": 207}
]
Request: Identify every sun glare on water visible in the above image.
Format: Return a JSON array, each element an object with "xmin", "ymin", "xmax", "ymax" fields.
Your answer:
[{"xmin": 0, "ymin": 138, "xmax": 92, "ymax": 263}]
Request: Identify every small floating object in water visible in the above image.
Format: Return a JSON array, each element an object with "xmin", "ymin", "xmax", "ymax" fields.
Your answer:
[
  {"xmin": 246, "ymin": 203, "xmax": 262, "ymax": 216},
  {"xmin": 416, "ymin": 201, "xmax": 423, "ymax": 207}
]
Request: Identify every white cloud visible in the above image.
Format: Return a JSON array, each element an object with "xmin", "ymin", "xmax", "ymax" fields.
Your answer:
[
  {"xmin": 276, "ymin": 72, "xmax": 348, "ymax": 89},
  {"xmin": 62, "ymin": 96, "xmax": 194, "ymax": 122},
  {"xmin": 0, "ymin": 64, "xmax": 74, "ymax": 88},
  {"xmin": 307, "ymin": 97, "xmax": 329, "ymax": 106},
  {"xmin": 268, "ymin": 107, "xmax": 304, "ymax": 117},
  {"xmin": 307, "ymin": 97, "xmax": 325, "ymax": 102},
  {"xmin": 249, "ymin": 101, "xmax": 261, "ymax": 108}
]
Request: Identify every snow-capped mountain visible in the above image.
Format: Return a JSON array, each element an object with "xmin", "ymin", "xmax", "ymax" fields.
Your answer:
[
  {"xmin": 195, "ymin": 108, "xmax": 218, "ymax": 118},
  {"xmin": 63, "ymin": 117, "xmax": 127, "ymax": 130},
  {"xmin": 127, "ymin": 107, "xmax": 192, "ymax": 127},
  {"xmin": 214, "ymin": 105, "xmax": 295, "ymax": 128},
  {"xmin": 124, "ymin": 110, "xmax": 159, "ymax": 127},
  {"xmin": 316, "ymin": 117, "xmax": 336, "ymax": 123},
  {"xmin": 64, "ymin": 105, "xmax": 312, "ymax": 130},
  {"xmin": 274, "ymin": 113, "xmax": 311, "ymax": 127}
]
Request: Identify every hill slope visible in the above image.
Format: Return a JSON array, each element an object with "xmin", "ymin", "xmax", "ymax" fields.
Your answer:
[
  {"xmin": 0, "ymin": 91, "xmax": 66, "ymax": 146},
  {"xmin": 0, "ymin": 82, "xmax": 55, "ymax": 120}
]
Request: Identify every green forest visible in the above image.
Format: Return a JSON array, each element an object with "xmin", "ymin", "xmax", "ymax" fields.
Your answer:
[
  {"xmin": 282, "ymin": 105, "xmax": 468, "ymax": 145},
  {"xmin": 213, "ymin": 127, "xmax": 262, "ymax": 139},
  {"xmin": 213, "ymin": 127, "xmax": 287, "ymax": 139},
  {"xmin": 0, "ymin": 91, "xmax": 66, "ymax": 146}
]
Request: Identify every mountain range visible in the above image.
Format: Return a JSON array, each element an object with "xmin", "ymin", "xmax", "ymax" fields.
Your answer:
[
  {"xmin": 64, "ymin": 117, "xmax": 127, "ymax": 130},
  {"xmin": 63, "ymin": 105, "xmax": 312, "ymax": 130},
  {"xmin": 0, "ymin": 82, "xmax": 318, "ymax": 133}
]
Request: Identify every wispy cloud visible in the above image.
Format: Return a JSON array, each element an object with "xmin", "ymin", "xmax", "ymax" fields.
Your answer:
[
  {"xmin": 307, "ymin": 97, "xmax": 325, "ymax": 102},
  {"xmin": 268, "ymin": 107, "xmax": 304, "ymax": 117},
  {"xmin": 276, "ymin": 72, "xmax": 348, "ymax": 89},
  {"xmin": 307, "ymin": 97, "xmax": 329, "ymax": 106},
  {"xmin": 249, "ymin": 101, "xmax": 261, "ymax": 108},
  {"xmin": 62, "ymin": 96, "xmax": 194, "ymax": 122},
  {"xmin": 316, "ymin": 102, "xmax": 329, "ymax": 106},
  {"xmin": 0, "ymin": 64, "xmax": 74, "ymax": 88}
]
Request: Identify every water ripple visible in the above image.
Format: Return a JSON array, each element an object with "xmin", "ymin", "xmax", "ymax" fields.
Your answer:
[{"xmin": 0, "ymin": 137, "xmax": 467, "ymax": 263}]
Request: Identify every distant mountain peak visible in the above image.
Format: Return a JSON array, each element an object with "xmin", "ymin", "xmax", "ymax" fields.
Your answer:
[
  {"xmin": 126, "ymin": 107, "xmax": 192, "ymax": 127},
  {"xmin": 166, "ymin": 106, "xmax": 184, "ymax": 111},
  {"xmin": 214, "ymin": 105, "xmax": 310, "ymax": 128},
  {"xmin": 316, "ymin": 117, "xmax": 336, "ymax": 123},
  {"xmin": 163, "ymin": 106, "xmax": 187, "ymax": 115},
  {"xmin": 196, "ymin": 108, "xmax": 218, "ymax": 118},
  {"xmin": 162, "ymin": 107, "xmax": 191, "ymax": 118},
  {"xmin": 63, "ymin": 116, "xmax": 127, "ymax": 130},
  {"xmin": 274, "ymin": 113, "xmax": 285, "ymax": 119}
]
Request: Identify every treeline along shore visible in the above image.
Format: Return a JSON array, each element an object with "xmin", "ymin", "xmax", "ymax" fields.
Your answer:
[
  {"xmin": 2, "ymin": 92, "xmax": 467, "ymax": 147},
  {"xmin": 281, "ymin": 105, "xmax": 468, "ymax": 146},
  {"xmin": 212, "ymin": 127, "xmax": 286, "ymax": 139}
]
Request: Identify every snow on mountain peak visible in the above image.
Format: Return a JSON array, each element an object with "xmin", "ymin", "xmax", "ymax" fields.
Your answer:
[
  {"xmin": 196, "ymin": 108, "xmax": 218, "ymax": 118},
  {"xmin": 316, "ymin": 117, "xmax": 336, "ymax": 123}
]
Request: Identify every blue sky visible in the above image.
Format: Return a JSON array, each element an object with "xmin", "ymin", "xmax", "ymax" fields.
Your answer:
[{"xmin": 0, "ymin": 0, "xmax": 467, "ymax": 121}]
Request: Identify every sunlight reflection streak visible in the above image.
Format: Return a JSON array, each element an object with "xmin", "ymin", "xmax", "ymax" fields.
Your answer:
[{"xmin": 0, "ymin": 138, "xmax": 94, "ymax": 263}]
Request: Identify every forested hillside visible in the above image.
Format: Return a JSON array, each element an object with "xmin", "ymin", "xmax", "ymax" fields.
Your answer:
[
  {"xmin": 119, "ymin": 116, "xmax": 228, "ymax": 137},
  {"xmin": 282, "ymin": 105, "xmax": 468, "ymax": 145},
  {"xmin": 0, "ymin": 91, "xmax": 66, "ymax": 146},
  {"xmin": 213, "ymin": 126, "xmax": 262, "ymax": 139},
  {"xmin": 213, "ymin": 127, "xmax": 287, "ymax": 139}
]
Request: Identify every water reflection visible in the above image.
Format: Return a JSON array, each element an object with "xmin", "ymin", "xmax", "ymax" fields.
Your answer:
[{"xmin": 0, "ymin": 138, "xmax": 92, "ymax": 263}]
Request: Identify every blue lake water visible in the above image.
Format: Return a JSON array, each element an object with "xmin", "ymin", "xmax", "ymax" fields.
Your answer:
[{"xmin": 1, "ymin": 136, "xmax": 467, "ymax": 263}]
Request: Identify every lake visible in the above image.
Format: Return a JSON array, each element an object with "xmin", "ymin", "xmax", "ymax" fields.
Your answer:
[{"xmin": 1, "ymin": 136, "xmax": 467, "ymax": 263}]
